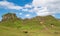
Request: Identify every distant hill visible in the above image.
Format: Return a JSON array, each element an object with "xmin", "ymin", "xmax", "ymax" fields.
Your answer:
[{"xmin": 0, "ymin": 13, "xmax": 60, "ymax": 27}]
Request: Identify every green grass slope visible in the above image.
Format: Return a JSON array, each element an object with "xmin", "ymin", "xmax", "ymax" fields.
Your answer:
[{"xmin": 0, "ymin": 13, "xmax": 60, "ymax": 36}]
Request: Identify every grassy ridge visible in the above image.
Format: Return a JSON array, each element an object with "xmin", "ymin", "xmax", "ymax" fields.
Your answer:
[{"xmin": 0, "ymin": 13, "xmax": 60, "ymax": 36}]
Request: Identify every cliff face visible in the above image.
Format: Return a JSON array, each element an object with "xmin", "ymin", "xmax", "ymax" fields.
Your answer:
[{"xmin": 2, "ymin": 13, "xmax": 17, "ymax": 21}]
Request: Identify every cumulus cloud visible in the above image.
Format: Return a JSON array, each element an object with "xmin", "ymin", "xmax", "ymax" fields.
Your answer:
[
  {"xmin": 32, "ymin": 0, "xmax": 47, "ymax": 7},
  {"xmin": 0, "ymin": 1, "xmax": 32, "ymax": 11},
  {"xmin": 47, "ymin": 0, "xmax": 60, "ymax": 13},
  {"xmin": 0, "ymin": 1, "xmax": 23, "ymax": 10},
  {"xmin": 35, "ymin": 7, "xmax": 52, "ymax": 16},
  {"xmin": 31, "ymin": 0, "xmax": 60, "ymax": 16},
  {"xmin": 0, "ymin": 0, "xmax": 60, "ymax": 17},
  {"xmin": 24, "ymin": 4, "xmax": 33, "ymax": 8}
]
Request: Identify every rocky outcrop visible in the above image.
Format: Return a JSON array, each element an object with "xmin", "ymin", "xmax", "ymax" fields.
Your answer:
[{"xmin": 2, "ymin": 13, "xmax": 17, "ymax": 21}]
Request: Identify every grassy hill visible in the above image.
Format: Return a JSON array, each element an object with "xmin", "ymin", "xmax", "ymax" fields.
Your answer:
[{"xmin": 0, "ymin": 13, "xmax": 60, "ymax": 36}]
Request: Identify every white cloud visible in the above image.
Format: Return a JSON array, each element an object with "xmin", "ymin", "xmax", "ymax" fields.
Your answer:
[
  {"xmin": 25, "ymin": 14, "xmax": 30, "ymax": 17},
  {"xmin": 22, "ymin": 8, "xmax": 29, "ymax": 11},
  {"xmin": 32, "ymin": 0, "xmax": 47, "ymax": 7},
  {"xmin": 19, "ymin": 13, "xmax": 22, "ymax": 15},
  {"xmin": 31, "ymin": 0, "xmax": 60, "ymax": 16},
  {"xmin": 0, "ymin": 1, "xmax": 23, "ymax": 10},
  {"xmin": 35, "ymin": 7, "xmax": 52, "ymax": 16},
  {"xmin": 47, "ymin": 0, "xmax": 60, "ymax": 13},
  {"xmin": 24, "ymin": 4, "xmax": 33, "ymax": 8},
  {"xmin": 0, "ymin": 1, "xmax": 32, "ymax": 11}
]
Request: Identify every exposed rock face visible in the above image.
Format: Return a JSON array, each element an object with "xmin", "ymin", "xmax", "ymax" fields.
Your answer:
[{"xmin": 2, "ymin": 13, "xmax": 17, "ymax": 21}]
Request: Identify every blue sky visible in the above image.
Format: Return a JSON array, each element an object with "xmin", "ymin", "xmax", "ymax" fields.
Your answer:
[
  {"xmin": 0, "ymin": 0, "xmax": 60, "ymax": 21},
  {"xmin": 7, "ymin": 0, "xmax": 32, "ymax": 6}
]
